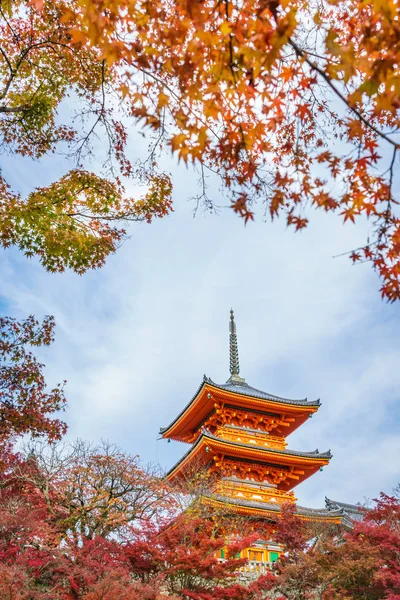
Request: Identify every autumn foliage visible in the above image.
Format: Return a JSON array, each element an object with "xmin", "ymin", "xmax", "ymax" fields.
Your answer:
[
  {"xmin": 0, "ymin": 317, "xmax": 399, "ymax": 598},
  {"xmin": 0, "ymin": 315, "xmax": 66, "ymax": 442},
  {"xmin": 1, "ymin": 0, "xmax": 400, "ymax": 297},
  {"xmin": 0, "ymin": 437, "xmax": 399, "ymax": 599},
  {"xmin": 0, "ymin": 443, "xmax": 273, "ymax": 599},
  {"xmin": 0, "ymin": 0, "xmax": 173, "ymax": 273},
  {"xmin": 272, "ymin": 498, "xmax": 400, "ymax": 600},
  {"xmin": 1, "ymin": 0, "xmax": 399, "ymax": 590}
]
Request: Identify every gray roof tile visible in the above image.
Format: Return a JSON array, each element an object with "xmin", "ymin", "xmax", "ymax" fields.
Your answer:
[
  {"xmin": 161, "ymin": 376, "xmax": 320, "ymax": 434},
  {"xmin": 205, "ymin": 493, "xmax": 345, "ymax": 518},
  {"xmin": 205, "ymin": 376, "xmax": 321, "ymax": 407}
]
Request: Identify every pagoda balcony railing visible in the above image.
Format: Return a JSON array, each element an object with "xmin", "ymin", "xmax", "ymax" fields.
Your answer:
[
  {"xmin": 237, "ymin": 560, "xmax": 274, "ymax": 578},
  {"xmin": 218, "ymin": 559, "xmax": 275, "ymax": 578},
  {"xmin": 214, "ymin": 482, "xmax": 296, "ymax": 504},
  {"xmin": 214, "ymin": 427, "xmax": 287, "ymax": 450}
]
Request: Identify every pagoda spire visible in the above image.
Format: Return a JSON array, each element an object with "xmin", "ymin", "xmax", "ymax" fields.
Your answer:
[{"xmin": 228, "ymin": 309, "xmax": 245, "ymax": 384}]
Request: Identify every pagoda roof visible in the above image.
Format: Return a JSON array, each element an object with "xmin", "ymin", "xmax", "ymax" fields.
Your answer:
[
  {"xmin": 325, "ymin": 497, "xmax": 362, "ymax": 512},
  {"xmin": 161, "ymin": 376, "xmax": 320, "ymax": 441},
  {"xmin": 325, "ymin": 497, "xmax": 364, "ymax": 524},
  {"xmin": 200, "ymin": 430, "xmax": 331, "ymax": 460},
  {"xmin": 166, "ymin": 430, "xmax": 331, "ymax": 490},
  {"xmin": 202, "ymin": 493, "xmax": 345, "ymax": 523},
  {"xmin": 206, "ymin": 377, "xmax": 318, "ymax": 406}
]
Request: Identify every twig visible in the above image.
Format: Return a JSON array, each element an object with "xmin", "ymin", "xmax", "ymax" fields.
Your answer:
[{"xmin": 288, "ymin": 37, "xmax": 399, "ymax": 149}]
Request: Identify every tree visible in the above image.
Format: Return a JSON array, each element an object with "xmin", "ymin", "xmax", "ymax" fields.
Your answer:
[
  {"xmin": 0, "ymin": 443, "xmax": 273, "ymax": 600},
  {"xmin": 124, "ymin": 514, "xmax": 274, "ymax": 600},
  {"xmin": 20, "ymin": 439, "xmax": 172, "ymax": 542},
  {"xmin": 346, "ymin": 492, "xmax": 400, "ymax": 600},
  {"xmin": 0, "ymin": 0, "xmax": 173, "ymax": 273},
  {"xmin": 267, "ymin": 494, "xmax": 400, "ymax": 600},
  {"xmin": 2, "ymin": 0, "xmax": 400, "ymax": 298},
  {"xmin": 0, "ymin": 427, "xmax": 398, "ymax": 600},
  {"xmin": 0, "ymin": 441, "xmax": 65, "ymax": 600},
  {"xmin": 0, "ymin": 315, "xmax": 66, "ymax": 442}
]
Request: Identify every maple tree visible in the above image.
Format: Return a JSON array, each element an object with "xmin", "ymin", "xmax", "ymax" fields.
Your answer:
[
  {"xmin": 0, "ymin": 419, "xmax": 399, "ymax": 600},
  {"xmin": 266, "ymin": 495, "xmax": 400, "ymax": 600},
  {"xmin": 1, "ymin": 0, "xmax": 400, "ymax": 298},
  {"xmin": 123, "ymin": 514, "xmax": 274, "ymax": 600},
  {"xmin": 0, "ymin": 439, "xmax": 273, "ymax": 600},
  {"xmin": 0, "ymin": 315, "xmax": 66, "ymax": 442},
  {"xmin": 19, "ymin": 439, "xmax": 171, "ymax": 543},
  {"xmin": 0, "ymin": 0, "xmax": 173, "ymax": 273}
]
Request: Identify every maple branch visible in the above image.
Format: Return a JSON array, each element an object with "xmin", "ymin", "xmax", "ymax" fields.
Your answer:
[
  {"xmin": 0, "ymin": 104, "xmax": 30, "ymax": 113},
  {"xmin": 0, "ymin": 41, "xmax": 55, "ymax": 102},
  {"xmin": 74, "ymin": 59, "xmax": 107, "ymax": 163},
  {"xmin": 0, "ymin": 8, "xmax": 21, "ymax": 49},
  {"xmin": 332, "ymin": 241, "xmax": 378, "ymax": 259},
  {"xmin": 133, "ymin": 65, "xmax": 222, "ymax": 142},
  {"xmin": 379, "ymin": 145, "xmax": 397, "ymax": 238},
  {"xmin": 0, "ymin": 44, "xmax": 12, "ymax": 74},
  {"xmin": 288, "ymin": 38, "xmax": 400, "ymax": 149}
]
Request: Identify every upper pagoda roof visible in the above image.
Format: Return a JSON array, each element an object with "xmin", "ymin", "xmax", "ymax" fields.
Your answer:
[
  {"xmin": 203, "ymin": 376, "xmax": 319, "ymax": 406},
  {"xmin": 161, "ymin": 311, "xmax": 321, "ymax": 442},
  {"xmin": 160, "ymin": 376, "xmax": 320, "ymax": 441},
  {"xmin": 202, "ymin": 493, "xmax": 345, "ymax": 523}
]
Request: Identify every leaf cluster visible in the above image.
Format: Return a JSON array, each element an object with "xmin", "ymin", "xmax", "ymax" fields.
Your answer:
[{"xmin": 0, "ymin": 315, "xmax": 66, "ymax": 442}]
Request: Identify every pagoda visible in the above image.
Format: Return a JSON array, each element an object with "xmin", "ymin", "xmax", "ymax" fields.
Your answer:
[{"xmin": 161, "ymin": 311, "xmax": 346, "ymax": 536}]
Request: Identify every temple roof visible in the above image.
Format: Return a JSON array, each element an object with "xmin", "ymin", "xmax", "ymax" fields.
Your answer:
[
  {"xmin": 202, "ymin": 430, "xmax": 332, "ymax": 459},
  {"xmin": 161, "ymin": 311, "xmax": 321, "ymax": 441},
  {"xmin": 203, "ymin": 376, "xmax": 320, "ymax": 407},
  {"xmin": 160, "ymin": 376, "xmax": 321, "ymax": 440},
  {"xmin": 325, "ymin": 497, "xmax": 364, "ymax": 523},
  {"xmin": 166, "ymin": 430, "xmax": 332, "ymax": 469},
  {"xmin": 166, "ymin": 430, "xmax": 331, "ymax": 490},
  {"xmin": 203, "ymin": 493, "xmax": 345, "ymax": 522}
]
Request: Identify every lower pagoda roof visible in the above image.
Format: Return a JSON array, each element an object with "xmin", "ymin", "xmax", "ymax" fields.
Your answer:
[
  {"xmin": 325, "ymin": 498, "xmax": 364, "ymax": 524},
  {"xmin": 161, "ymin": 376, "xmax": 321, "ymax": 442},
  {"xmin": 202, "ymin": 493, "xmax": 346, "ymax": 523},
  {"xmin": 325, "ymin": 497, "xmax": 363, "ymax": 513},
  {"xmin": 166, "ymin": 430, "xmax": 331, "ymax": 490}
]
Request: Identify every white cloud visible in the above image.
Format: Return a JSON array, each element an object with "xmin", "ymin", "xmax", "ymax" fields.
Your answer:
[{"xmin": 1, "ymin": 154, "xmax": 399, "ymax": 512}]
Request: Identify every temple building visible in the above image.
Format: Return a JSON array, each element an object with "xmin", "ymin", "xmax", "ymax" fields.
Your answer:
[{"xmin": 161, "ymin": 311, "xmax": 358, "ymax": 570}]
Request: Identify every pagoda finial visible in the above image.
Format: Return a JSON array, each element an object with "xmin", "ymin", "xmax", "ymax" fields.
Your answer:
[{"xmin": 228, "ymin": 309, "xmax": 245, "ymax": 384}]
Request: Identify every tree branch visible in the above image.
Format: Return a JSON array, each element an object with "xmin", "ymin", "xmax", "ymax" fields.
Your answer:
[
  {"xmin": 288, "ymin": 37, "xmax": 399, "ymax": 149},
  {"xmin": 0, "ymin": 104, "xmax": 30, "ymax": 113}
]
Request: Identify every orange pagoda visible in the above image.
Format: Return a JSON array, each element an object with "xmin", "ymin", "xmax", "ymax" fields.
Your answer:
[{"xmin": 161, "ymin": 311, "xmax": 348, "ymax": 568}]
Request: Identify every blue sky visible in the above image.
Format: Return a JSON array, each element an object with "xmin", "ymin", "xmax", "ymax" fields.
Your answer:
[{"xmin": 1, "ymin": 144, "xmax": 400, "ymax": 510}]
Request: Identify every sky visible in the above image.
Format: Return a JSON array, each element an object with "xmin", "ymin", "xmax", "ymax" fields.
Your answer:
[{"xmin": 1, "ymin": 140, "xmax": 400, "ymax": 511}]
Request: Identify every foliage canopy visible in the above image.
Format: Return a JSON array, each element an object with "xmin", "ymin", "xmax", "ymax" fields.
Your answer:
[{"xmin": 1, "ymin": 0, "xmax": 400, "ymax": 297}]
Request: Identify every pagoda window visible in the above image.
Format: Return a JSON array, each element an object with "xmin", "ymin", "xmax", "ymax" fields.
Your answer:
[
  {"xmin": 270, "ymin": 551, "xmax": 279, "ymax": 563},
  {"xmin": 220, "ymin": 549, "xmax": 225, "ymax": 559}
]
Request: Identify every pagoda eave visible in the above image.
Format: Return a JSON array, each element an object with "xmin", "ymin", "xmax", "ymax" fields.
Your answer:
[
  {"xmin": 166, "ymin": 432, "xmax": 331, "ymax": 490},
  {"xmin": 202, "ymin": 495, "xmax": 344, "ymax": 524},
  {"xmin": 161, "ymin": 380, "xmax": 320, "ymax": 442}
]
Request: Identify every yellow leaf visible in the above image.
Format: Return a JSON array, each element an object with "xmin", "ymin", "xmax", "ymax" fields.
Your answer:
[
  {"xmin": 158, "ymin": 92, "xmax": 169, "ymax": 108},
  {"xmin": 220, "ymin": 22, "xmax": 232, "ymax": 36}
]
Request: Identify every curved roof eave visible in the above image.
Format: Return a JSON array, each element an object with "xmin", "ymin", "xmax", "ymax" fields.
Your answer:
[
  {"xmin": 205, "ymin": 377, "xmax": 320, "ymax": 406},
  {"xmin": 205, "ymin": 493, "xmax": 344, "ymax": 518},
  {"xmin": 165, "ymin": 431, "xmax": 332, "ymax": 477},
  {"xmin": 160, "ymin": 375, "xmax": 320, "ymax": 435},
  {"xmin": 202, "ymin": 430, "xmax": 332, "ymax": 460}
]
